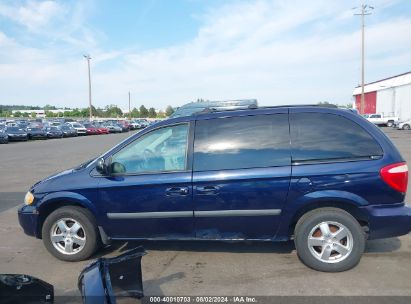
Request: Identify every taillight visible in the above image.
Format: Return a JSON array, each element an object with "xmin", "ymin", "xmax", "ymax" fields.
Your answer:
[{"xmin": 380, "ymin": 162, "xmax": 408, "ymax": 193}]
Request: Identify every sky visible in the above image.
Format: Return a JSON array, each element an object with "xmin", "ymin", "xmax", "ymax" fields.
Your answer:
[{"xmin": 0, "ymin": 0, "xmax": 410, "ymax": 110}]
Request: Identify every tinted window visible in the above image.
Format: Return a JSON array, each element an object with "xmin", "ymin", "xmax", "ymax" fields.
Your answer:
[
  {"xmin": 290, "ymin": 113, "xmax": 383, "ymax": 162},
  {"xmin": 111, "ymin": 124, "xmax": 189, "ymax": 174},
  {"xmin": 194, "ymin": 114, "xmax": 290, "ymax": 171}
]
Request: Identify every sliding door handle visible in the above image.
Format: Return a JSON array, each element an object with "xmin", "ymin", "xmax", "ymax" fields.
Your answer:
[
  {"xmin": 196, "ymin": 185, "xmax": 219, "ymax": 195},
  {"xmin": 166, "ymin": 187, "xmax": 189, "ymax": 196}
]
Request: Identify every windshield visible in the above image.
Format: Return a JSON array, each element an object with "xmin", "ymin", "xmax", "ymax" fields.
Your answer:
[{"xmin": 7, "ymin": 127, "xmax": 23, "ymax": 132}]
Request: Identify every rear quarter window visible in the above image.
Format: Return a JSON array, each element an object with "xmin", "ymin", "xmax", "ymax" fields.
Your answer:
[{"xmin": 290, "ymin": 113, "xmax": 383, "ymax": 162}]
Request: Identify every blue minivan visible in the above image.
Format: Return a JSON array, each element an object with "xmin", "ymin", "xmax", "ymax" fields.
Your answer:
[{"xmin": 18, "ymin": 105, "xmax": 411, "ymax": 272}]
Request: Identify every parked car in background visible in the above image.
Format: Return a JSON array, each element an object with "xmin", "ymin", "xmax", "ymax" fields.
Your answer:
[
  {"xmin": 0, "ymin": 128, "xmax": 8, "ymax": 144},
  {"xmin": 395, "ymin": 118, "xmax": 411, "ymax": 130},
  {"xmin": 45, "ymin": 126, "xmax": 63, "ymax": 139},
  {"xmin": 129, "ymin": 120, "xmax": 141, "ymax": 130},
  {"xmin": 5, "ymin": 121, "xmax": 18, "ymax": 127},
  {"xmin": 94, "ymin": 124, "xmax": 110, "ymax": 135},
  {"xmin": 6, "ymin": 127, "xmax": 28, "ymax": 141},
  {"xmin": 115, "ymin": 123, "xmax": 128, "ymax": 132},
  {"xmin": 104, "ymin": 123, "xmax": 122, "ymax": 133},
  {"xmin": 49, "ymin": 121, "xmax": 62, "ymax": 127},
  {"xmin": 117, "ymin": 120, "xmax": 131, "ymax": 131},
  {"xmin": 136, "ymin": 119, "xmax": 149, "ymax": 128},
  {"xmin": 367, "ymin": 113, "xmax": 399, "ymax": 127},
  {"xmin": 83, "ymin": 123, "xmax": 99, "ymax": 135},
  {"xmin": 61, "ymin": 125, "xmax": 78, "ymax": 137},
  {"xmin": 67, "ymin": 122, "xmax": 87, "ymax": 136},
  {"xmin": 26, "ymin": 126, "xmax": 47, "ymax": 140}
]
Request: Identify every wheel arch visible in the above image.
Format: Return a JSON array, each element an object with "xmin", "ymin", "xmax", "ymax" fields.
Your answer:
[
  {"xmin": 287, "ymin": 200, "xmax": 370, "ymax": 238},
  {"xmin": 36, "ymin": 192, "xmax": 99, "ymax": 240}
]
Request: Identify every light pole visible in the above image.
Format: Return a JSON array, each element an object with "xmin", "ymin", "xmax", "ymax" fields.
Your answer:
[
  {"xmin": 354, "ymin": 4, "xmax": 374, "ymax": 114},
  {"xmin": 128, "ymin": 91, "xmax": 131, "ymax": 120},
  {"xmin": 83, "ymin": 54, "xmax": 93, "ymax": 120}
]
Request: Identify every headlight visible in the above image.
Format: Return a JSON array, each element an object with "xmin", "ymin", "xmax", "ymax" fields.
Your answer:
[{"xmin": 24, "ymin": 191, "xmax": 34, "ymax": 205}]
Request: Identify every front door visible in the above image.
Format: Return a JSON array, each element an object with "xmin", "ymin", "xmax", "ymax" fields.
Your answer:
[
  {"xmin": 192, "ymin": 112, "xmax": 291, "ymax": 240},
  {"xmin": 99, "ymin": 123, "xmax": 194, "ymax": 239}
]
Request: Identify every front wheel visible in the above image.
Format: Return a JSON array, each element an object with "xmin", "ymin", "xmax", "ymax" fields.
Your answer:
[
  {"xmin": 294, "ymin": 208, "xmax": 365, "ymax": 272},
  {"xmin": 42, "ymin": 206, "xmax": 100, "ymax": 261},
  {"xmin": 403, "ymin": 124, "xmax": 410, "ymax": 130}
]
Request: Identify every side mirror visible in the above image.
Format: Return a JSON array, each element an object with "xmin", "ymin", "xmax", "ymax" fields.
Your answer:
[{"xmin": 96, "ymin": 158, "xmax": 107, "ymax": 175}]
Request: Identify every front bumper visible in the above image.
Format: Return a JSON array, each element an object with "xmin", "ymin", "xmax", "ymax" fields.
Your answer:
[
  {"xmin": 8, "ymin": 135, "xmax": 27, "ymax": 141},
  {"xmin": 30, "ymin": 134, "xmax": 47, "ymax": 138},
  {"xmin": 363, "ymin": 204, "xmax": 411, "ymax": 239},
  {"xmin": 18, "ymin": 205, "xmax": 40, "ymax": 238}
]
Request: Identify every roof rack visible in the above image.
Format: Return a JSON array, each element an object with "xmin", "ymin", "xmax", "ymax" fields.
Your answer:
[{"xmin": 196, "ymin": 103, "xmax": 338, "ymax": 115}]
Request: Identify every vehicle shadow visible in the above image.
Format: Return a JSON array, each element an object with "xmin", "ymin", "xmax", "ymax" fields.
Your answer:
[
  {"xmin": 95, "ymin": 239, "xmax": 296, "ymax": 258},
  {"xmin": 365, "ymin": 237, "xmax": 402, "ymax": 253},
  {"xmin": 94, "ymin": 236, "xmax": 402, "ymax": 259}
]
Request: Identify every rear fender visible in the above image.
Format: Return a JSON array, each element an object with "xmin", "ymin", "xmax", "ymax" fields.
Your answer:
[{"xmin": 276, "ymin": 190, "xmax": 369, "ymax": 239}]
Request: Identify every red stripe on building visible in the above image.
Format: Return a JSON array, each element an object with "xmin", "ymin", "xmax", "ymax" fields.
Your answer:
[{"xmin": 355, "ymin": 91, "xmax": 377, "ymax": 114}]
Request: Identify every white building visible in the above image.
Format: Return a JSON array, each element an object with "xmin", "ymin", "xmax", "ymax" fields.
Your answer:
[
  {"xmin": 12, "ymin": 109, "xmax": 67, "ymax": 118},
  {"xmin": 352, "ymin": 71, "xmax": 411, "ymax": 120}
]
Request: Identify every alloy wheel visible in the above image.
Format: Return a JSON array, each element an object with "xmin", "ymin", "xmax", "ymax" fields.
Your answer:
[
  {"xmin": 307, "ymin": 221, "xmax": 353, "ymax": 264},
  {"xmin": 50, "ymin": 218, "xmax": 86, "ymax": 255}
]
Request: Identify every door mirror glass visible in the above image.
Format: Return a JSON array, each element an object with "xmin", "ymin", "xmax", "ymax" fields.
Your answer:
[{"xmin": 96, "ymin": 157, "xmax": 107, "ymax": 174}]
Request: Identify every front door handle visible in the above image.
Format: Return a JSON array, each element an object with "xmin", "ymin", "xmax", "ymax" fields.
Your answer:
[
  {"xmin": 166, "ymin": 187, "xmax": 189, "ymax": 196},
  {"xmin": 196, "ymin": 185, "xmax": 219, "ymax": 195}
]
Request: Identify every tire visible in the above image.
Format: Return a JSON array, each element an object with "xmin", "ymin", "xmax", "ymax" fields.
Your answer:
[
  {"xmin": 42, "ymin": 206, "xmax": 100, "ymax": 261},
  {"xmin": 387, "ymin": 121, "xmax": 393, "ymax": 127},
  {"xmin": 403, "ymin": 124, "xmax": 410, "ymax": 130},
  {"xmin": 294, "ymin": 207, "xmax": 365, "ymax": 272}
]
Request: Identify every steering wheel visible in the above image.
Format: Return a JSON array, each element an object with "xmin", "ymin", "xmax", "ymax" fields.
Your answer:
[
  {"xmin": 140, "ymin": 149, "xmax": 156, "ymax": 170},
  {"xmin": 143, "ymin": 148, "xmax": 156, "ymax": 161}
]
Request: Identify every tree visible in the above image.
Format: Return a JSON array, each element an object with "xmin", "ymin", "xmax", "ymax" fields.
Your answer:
[
  {"xmin": 157, "ymin": 110, "xmax": 166, "ymax": 118},
  {"xmin": 139, "ymin": 105, "xmax": 149, "ymax": 117},
  {"xmin": 148, "ymin": 107, "xmax": 157, "ymax": 118},
  {"xmin": 131, "ymin": 107, "xmax": 140, "ymax": 118},
  {"xmin": 104, "ymin": 105, "xmax": 123, "ymax": 117},
  {"xmin": 13, "ymin": 111, "xmax": 22, "ymax": 117},
  {"xmin": 44, "ymin": 104, "xmax": 56, "ymax": 110},
  {"xmin": 165, "ymin": 105, "xmax": 175, "ymax": 116},
  {"xmin": 45, "ymin": 111, "xmax": 56, "ymax": 118}
]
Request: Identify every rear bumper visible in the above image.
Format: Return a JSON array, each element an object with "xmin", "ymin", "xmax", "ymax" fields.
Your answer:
[
  {"xmin": 18, "ymin": 205, "xmax": 40, "ymax": 238},
  {"xmin": 363, "ymin": 204, "xmax": 411, "ymax": 239}
]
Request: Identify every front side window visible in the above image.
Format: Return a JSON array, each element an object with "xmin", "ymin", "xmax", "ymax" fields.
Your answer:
[
  {"xmin": 290, "ymin": 113, "xmax": 383, "ymax": 162},
  {"xmin": 111, "ymin": 124, "xmax": 189, "ymax": 174},
  {"xmin": 194, "ymin": 114, "xmax": 290, "ymax": 171}
]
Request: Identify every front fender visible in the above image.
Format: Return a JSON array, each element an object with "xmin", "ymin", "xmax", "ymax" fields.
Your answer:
[{"xmin": 37, "ymin": 191, "xmax": 99, "ymax": 217}]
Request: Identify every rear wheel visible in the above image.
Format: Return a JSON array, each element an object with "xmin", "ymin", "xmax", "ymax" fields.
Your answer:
[
  {"xmin": 403, "ymin": 124, "xmax": 410, "ymax": 130},
  {"xmin": 42, "ymin": 206, "xmax": 100, "ymax": 261},
  {"xmin": 387, "ymin": 121, "xmax": 394, "ymax": 127},
  {"xmin": 294, "ymin": 208, "xmax": 365, "ymax": 272}
]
